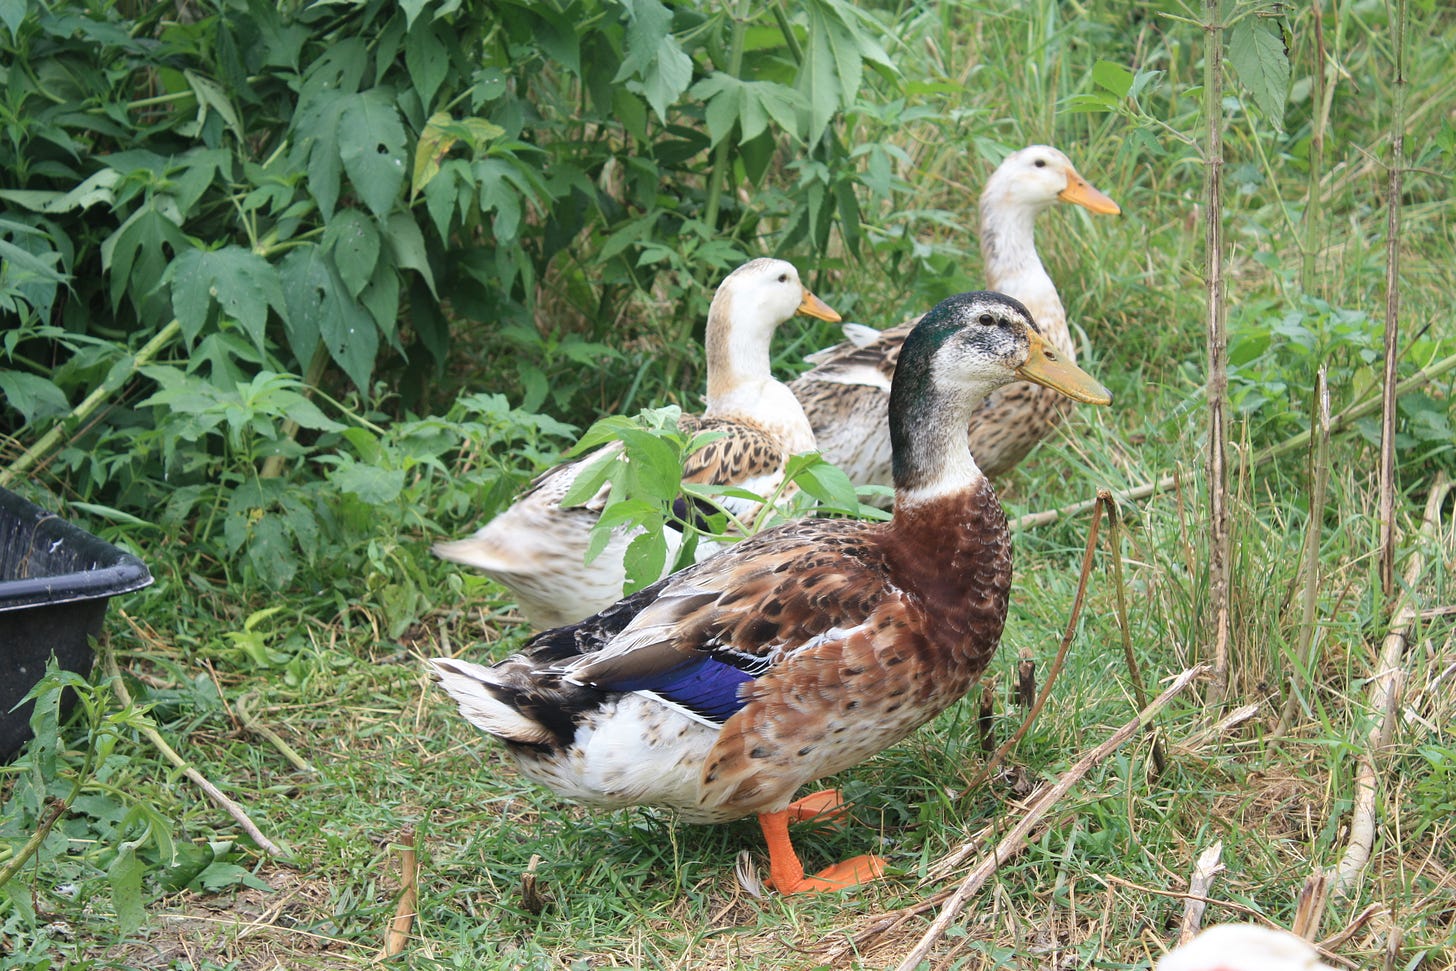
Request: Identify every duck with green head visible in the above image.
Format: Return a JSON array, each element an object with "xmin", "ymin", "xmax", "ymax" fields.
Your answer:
[{"xmin": 431, "ymin": 290, "xmax": 1111, "ymax": 894}]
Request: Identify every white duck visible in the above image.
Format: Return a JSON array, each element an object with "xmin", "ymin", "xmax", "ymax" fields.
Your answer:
[
  {"xmin": 1156, "ymin": 924, "xmax": 1338, "ymax": 971},
  {"xmin": 433, "ymin": 259, "xmax": 840, "ymax": 629},
  {"xmin": 789, "ymin": 145, "xmax": 1119, "ymax": 490}
]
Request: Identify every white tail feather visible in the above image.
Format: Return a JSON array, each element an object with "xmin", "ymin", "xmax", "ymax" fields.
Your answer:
[{"xmin": 429, "ymin": 658, "xmax": 554, "ymax": 746}]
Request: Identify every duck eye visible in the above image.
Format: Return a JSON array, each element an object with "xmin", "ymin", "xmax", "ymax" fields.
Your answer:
[
  {"xmin": 978, "ymin": 314, "xmax": 995, "ymax": 327},
  {"xmin": 1033, "ymin": 159, "xmax": 1047, "ymax": 168},
  {"xmin": 778, "ymin": 273, "xmax": 789, "ymax": 283}
]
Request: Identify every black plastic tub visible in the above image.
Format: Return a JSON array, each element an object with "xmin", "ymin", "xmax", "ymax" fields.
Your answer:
[{"xmin": 0, "ymin": 487, "xmax": 153, "ymax": 761}]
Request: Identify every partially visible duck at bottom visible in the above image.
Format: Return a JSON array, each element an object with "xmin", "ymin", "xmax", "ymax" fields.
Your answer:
[{"xmin": 430, "ymin": 290, "xmax": 1111, "ymax": 894}]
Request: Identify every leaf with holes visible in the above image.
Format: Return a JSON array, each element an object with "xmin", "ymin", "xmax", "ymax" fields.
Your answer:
[
  {"xmin": 338, "ymin": 90, "xmax": 407, "ymax": 217},
  {"xmin": 323, "ymin": 209, "xmax": 380, "ymax": 298},
  {"xmin": 279, "ymin": 244, "xmax": 378, "ymax": 394}
]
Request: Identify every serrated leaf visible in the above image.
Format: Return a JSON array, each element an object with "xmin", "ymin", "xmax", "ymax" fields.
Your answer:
[
  {"xmin": 339, "ymin": 91, "xmax": 407, "ymax": 217},
  {"xmin": 614, "ymin": 0, "xmax": 693, "ymax": 121},
  {"xmin": 278, "ymin": 245, "xmax": 378, "ymax": 393},
  {"xmin": 323, "ymin": 209, "xmax": 380, "ymax": 298},
  {"xmin": 0, "ymin": 370, "xmax": 69, "ymax": 425},
  {"xmin": 100, "ymin": 206, "xmax": 190, "ymax": 316},
  {"xmin": 331, "ymin": 461, "xmax": 407, "ymax": 504},
  {"xmin": 798, "ymin": 17, "xmax": 841, "ymax": 144},
  {"xmin": 621, "ymin": 529, "xmax": 667, "ymax": 594},
  {"xmin": 1091, "ymin": 60, "xmax": 1135, "ymax": 98},
  {"xmin": 169, "ymin": 246, "xmax": 287, "ymax": 350},
  {"xmin": 1227, "ymin": 16, "xmax": 1289, "ymax": 130}
]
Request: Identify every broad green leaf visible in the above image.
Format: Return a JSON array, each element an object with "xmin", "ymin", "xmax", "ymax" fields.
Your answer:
[
  {"xmin": 0, "ymin": 370, "xmax": 69, "ymax": 424},
  {"xmin": 323, "ymin": 209, "xmax": 381, "ymax": 298},
  {"xmin": 0, "ymin": 168, "xmax": 119, "ymax": 213},
  {"xmin": 798, "ymin": 15, "xmax": 843, "ymax": 144},
  {"xmin": 1228, "ymin": 16, "xmax": 1290, "ymax": 130},
  {"xmin": 301, "ymin": 96, "xmax": 346, "ymax": 219},
  {"xmin": 100, "ymin": 206, "xmax": 190, "ymax": 316},
  {"xmin": 108, "ymin": 844, "xmax": 145, "ymax": 936},
  {"xmin": 613, "ymin": 0, "xmax": 693, "ymax": 121},
  {"xmin": 385, "ymin": 211, "xmax": 438, "ymax": 297},
  {"xmin": 405, "ymin": 20, "xmax": 448, "ymax": 110},
  {"xmin": 621, "ymin": 529, "xmax": 667, "ymax": 594},
  {"xmin": 278, "ymin": 245, "xmax": 379, "ymax": 393},
  {"xmin": 0, "ymin": 0, "xmax": 25, "ymax": 38},
  {"xmin": 331, "ymin": 461, "xmax": 407, "ymax": 504},
  {"xmin": 400, "ymin": 0, "xmax": 431, "ymax": 30},
  {"xmin": 1091, "ymin": 60, "xmax": 1135, "ymax": 98},
  {"xmin": 184, "ymin": 70, "xmax": 245, "ymax": 143},
  {"xmin": 168, "ymin": 246, "xmax": 287, "ymax": 350},
  {"xmin": 339, "ymin": 91, "xmax": 407, "ymax": 217}
]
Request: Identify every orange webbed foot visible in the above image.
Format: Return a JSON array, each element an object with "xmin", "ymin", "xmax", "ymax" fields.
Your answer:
[
  {"xmin": 786, "ymin": 789, "xmax": 847, "ymax": 826},
  {"xmin": 758, "ymin": 809, "xmax": 888, "ymax": 896},
  {"xmin": 773, "ymin": 853, "xmax": 886, "ymax": 894}
]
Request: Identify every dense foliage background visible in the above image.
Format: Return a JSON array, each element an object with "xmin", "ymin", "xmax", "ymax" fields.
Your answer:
[{"xmin": 1, "ymin": 0, "xmax": 1454, "ymax": 967}]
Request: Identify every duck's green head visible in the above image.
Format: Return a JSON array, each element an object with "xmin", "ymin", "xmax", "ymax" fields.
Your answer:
[
  {"xmin": 890, "ymin": 291, "xmax": 1111, "ymax": 490},
  {"xmin": 896, "ymin": 290, "xmax": 1111, "ymax": 408}
]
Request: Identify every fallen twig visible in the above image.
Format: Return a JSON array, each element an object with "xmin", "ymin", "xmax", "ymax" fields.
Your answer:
[
  {"xmin": 889, "ymin": 665, "xmax": 1209, "ymax": 971},
  {"xmin": 379, "ymin": 828, "xmax": 419, "ymax": 959},
  {"xmin": 237, "ymin": 691, "xmax": 317, "ymax": 775},
  {"xmin": 1328, "ymin": 475, "xmax": 1452, "ymax": 895},
  {"xmin": 102, "ymin": 648, "xmax": 290, "ymax": 859},
  {"xmin": 1178, "ymin": 841, "xmax": 1225, "ymax": 943}
]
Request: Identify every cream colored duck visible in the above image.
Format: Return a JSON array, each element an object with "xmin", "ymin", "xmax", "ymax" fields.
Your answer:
[
  {"xmin": 431, "ymin": 291, "xmax": 1111, "ymax": 895},
  {"xmin": 789, "ymin": 145, "xmax": 1119, "ymax": 491},
  {"xmin": 432, "ymin": 259, "xmax": 840, "ymax": 629},
  {"xmin": 1156, "ymin": 925, "xmax": 1337, "ymax": 971}
]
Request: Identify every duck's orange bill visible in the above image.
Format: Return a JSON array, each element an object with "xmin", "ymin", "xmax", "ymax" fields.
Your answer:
[{"xmin": 798, "ymin": 290, "xmax": 842, "ymax": 323}]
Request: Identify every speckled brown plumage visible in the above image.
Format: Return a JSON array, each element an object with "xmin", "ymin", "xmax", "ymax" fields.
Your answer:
[{"xmin": 429, "ymin": 290, "xmax": 1111, "ymax": 895}]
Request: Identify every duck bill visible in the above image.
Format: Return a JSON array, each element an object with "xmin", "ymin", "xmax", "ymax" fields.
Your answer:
[
  {"xmin": 798, "ymin": 289, "xmax": 842, "ymax": 323},
  {"xmin": 1058, "ymin": 171, "xmax": 1121, "ymax": 216},
  {"xmin": 1016, "ymin": 332, "xmax": 1112, "ymax": 405}
]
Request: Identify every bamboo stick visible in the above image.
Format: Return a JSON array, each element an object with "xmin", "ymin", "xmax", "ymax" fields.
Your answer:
[
  {"xmin": 1376, "ymin": 0, "xmax": 1408, "ymax": 602},
  {"xmin": 1202, "ymin": 0, "xmax": 1230, "ymax": 702}
]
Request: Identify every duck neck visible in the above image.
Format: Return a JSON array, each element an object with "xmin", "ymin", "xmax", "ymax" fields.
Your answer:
[
  {"xmin": 704, "ymin": 302, "xmax": 774, "ymax": 407},
  {"xmin": 889, "ymin": 369, "xmax": 991, "ymax": 507},
  {"xmin": 979, "ymin": 195, "xmax": 1072, "ymax": 357}
]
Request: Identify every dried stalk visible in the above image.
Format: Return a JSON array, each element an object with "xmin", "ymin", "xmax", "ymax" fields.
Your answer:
[
  {"xmin": 1279, "ymin": 368, "xmax": 1332, "ymax": 735},
  {"xmin": 1202, "ymin": 0, "xmax": 1230, "ymax": 702},
  {"xmin": 1328, "ymin": 475, "xmax": 1451, "ymax": 894},
  {"xmin": 954, "ymin": 497, "xmax": 1106, "ymax": 799},
  {"xmin": 102, "ymin": 649, "xmax": 289, "ymax": 859},
  {"xmin": 890, "ymin": 665, "xmax": 1209, "ymax": 971},
  {"xmin": 1178, "ymin": 841, "xmax": 1225, "ymax": 944},
  {"xmin": 1104, "ymin": 491, "xmax": 1166, "ymax": 774},
  {"xmin": 1377, "ymin": 0, "xmax": 1408, "ymax": 602},
  {"xmin": 379, "ymin": 828, "xmax": 419, "ymax": 959},
  {"xmin": 1302, "ymin": 1, "xmax": 1328, "ymax": 293}
]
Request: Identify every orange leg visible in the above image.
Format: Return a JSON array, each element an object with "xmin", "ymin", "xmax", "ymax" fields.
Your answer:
[
  {"xmin": 785, "ymin": 789, "xmax": 847, "ymax": 827},
  {"xmin": 758, "ymin": 809, "xmax": 886, "ymax": 895}
]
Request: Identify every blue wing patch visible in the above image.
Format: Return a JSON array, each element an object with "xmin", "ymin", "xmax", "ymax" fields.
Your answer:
[{"xmin": 606, "ymin": 657, "xmax": 753, "ymax": 725}]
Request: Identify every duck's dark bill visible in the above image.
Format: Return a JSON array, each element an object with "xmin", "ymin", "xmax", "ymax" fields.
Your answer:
[{"xmin": 1016, "ymin": 333, "xmax": 1112, "ymax": 405}]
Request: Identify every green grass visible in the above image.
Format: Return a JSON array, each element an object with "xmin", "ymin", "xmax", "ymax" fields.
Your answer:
[{"xmin": 5, "ymin": 1, "xmax": 1456, "ymax": 969}]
